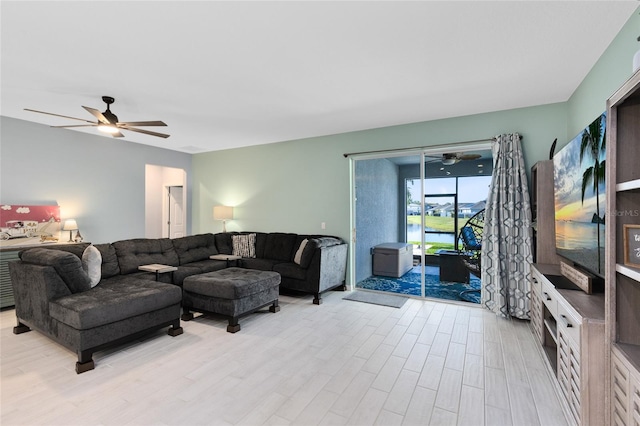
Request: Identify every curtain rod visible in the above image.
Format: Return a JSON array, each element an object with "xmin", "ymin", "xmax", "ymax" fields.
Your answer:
[{"xmin": 342, "ymin": 136, "xmax": 521, "ymax": 158}]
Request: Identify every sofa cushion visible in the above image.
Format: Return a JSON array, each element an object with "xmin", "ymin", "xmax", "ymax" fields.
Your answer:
[
  {"xmin": 232, "ymin": 233, "xmax": 256, "ymax": 258},
  {"xmin": 172, "ymin": 260, "xmax": 227, "ymax": 285},
  {"xmin": 113, "ymin": 238, "xmax": 179, "ymax": 274},
  {"xmin": 82, "ymin": 245, "xmax": 102, "ymax": 287},
  {"xmin": 293, "ymin": 238, "xmax": 318, "ymax": 268},
  {"xmin": 313, "ymin": 236, "xmax": 343, "ymax": 248},
  {"xmin": 240, "ymin": 258, "xmax": 283, "ymax": 271},
  {"xmin": 273, "ymin": 262, "xmax": 307, "ymax": 281},
  {"xmin": 172, "ymin": 233, "xmax": 218, "ymax": 264},
  {"xmin": 264, "ymin": 233, "xmax": 298, "ymax": 261},
  {"xmin": 214, "ymin": 232, "xmax": 236, "ymax": 255},
  {"xmin": 20, "ymin": 248, "xmax": 91, "ymax": 294},
  {"xmin": 252, "ymin": 232, "xmax": 267, "ymax": 258},
  {"xmin": 95, "ymin": 243, "xmax": 120, "ymax": 278},
  {"xmin": 214, "ymin": 232, "xmax": 267, "ymax": 256},
  {"xmin": 49, "ymin": 279, "xmax": 181, "ymax": 330},
  {"xmin": 35, "ymin": 243, "xmax": 90, "ymax": 258},
  {"xmin": 172, "ymin": 266, "xmax": 203, "ymax": 286}
]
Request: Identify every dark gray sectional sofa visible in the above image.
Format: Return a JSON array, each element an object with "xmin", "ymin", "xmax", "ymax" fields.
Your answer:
[{"xmin": 8, "ymin": 232, "xmax": 348, "ymax": 373}]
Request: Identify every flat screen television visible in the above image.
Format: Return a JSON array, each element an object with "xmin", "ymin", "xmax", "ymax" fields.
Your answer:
[{"xmin": 553, "ymin": 112, "xmax": 606, "ymax": 278}]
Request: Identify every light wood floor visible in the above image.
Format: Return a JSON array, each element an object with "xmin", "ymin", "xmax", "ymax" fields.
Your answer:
[{"xmin": 0, "ymin": 291, "xmax": 569, "ymax": 426}]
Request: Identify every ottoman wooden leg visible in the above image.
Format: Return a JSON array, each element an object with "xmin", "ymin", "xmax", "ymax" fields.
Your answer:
[
  {"xmin": 269, "ymin": 300, "xmax": 280, "ymax": 313},
  {"xmin": 227, "ymin": 317, "xmax": 241, "ymax": 333}
]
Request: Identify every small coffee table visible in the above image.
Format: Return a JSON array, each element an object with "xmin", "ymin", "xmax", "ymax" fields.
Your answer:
[
  {"xmin": 210, "ymin": 254, "xmax": 242, "ymax": 267},
  {"xmin": 138, "ymin": 263, "xmax": 178, "ymax": 281}
]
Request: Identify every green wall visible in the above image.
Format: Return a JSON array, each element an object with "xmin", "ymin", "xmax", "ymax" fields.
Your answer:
[
  {"xmin": 193, "ymin": 102, "xmax": 567, "ymax": 244},
  {"xmin": 193, "ymin": 6, "xmax": 640, "ymax": 280},
  {"xmin": 566, "ymin": 7, "xmax": 640, "ymax": 142}
]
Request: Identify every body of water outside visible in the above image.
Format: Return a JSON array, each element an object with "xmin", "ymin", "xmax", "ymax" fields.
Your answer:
[{"xmin": 407, "ymin": 223, "xmax": 455, "ymax": 244}]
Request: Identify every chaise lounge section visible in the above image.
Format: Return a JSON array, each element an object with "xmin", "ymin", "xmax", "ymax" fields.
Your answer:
[{"xmin": 9, "ymin": 246, "xmax": 183, "ymax": 373}]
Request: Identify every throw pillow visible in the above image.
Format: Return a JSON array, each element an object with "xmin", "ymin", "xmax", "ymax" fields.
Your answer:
[
  {"xmin": 298, "ymin": 239, "xmax": 318, "ymax": 268},
  {"xmin": 82, "ymin": 245, "xmax": 102, "ymax": 287},
  {"xmin": 294, "ymin": 239, "xmax": 308, "ymax": 265},
  {"xmin": 232, "ymin": 233, "xmax": 256, "ymax": 258}
]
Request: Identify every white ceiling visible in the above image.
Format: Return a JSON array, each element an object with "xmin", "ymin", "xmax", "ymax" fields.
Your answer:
[{"xmin": 1, "ymin": 1, "xmax": 637, "ymax": 154}]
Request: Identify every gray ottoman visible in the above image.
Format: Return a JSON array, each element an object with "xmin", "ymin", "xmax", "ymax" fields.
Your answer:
[{"xmin": 181, "ymin": 267, "xmax": 280, "ymax": 333}]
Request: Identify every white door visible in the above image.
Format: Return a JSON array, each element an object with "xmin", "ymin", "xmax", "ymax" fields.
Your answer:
[{"xmin": 168, "ymin": 186, "xmax": 184, "ymax": 238}]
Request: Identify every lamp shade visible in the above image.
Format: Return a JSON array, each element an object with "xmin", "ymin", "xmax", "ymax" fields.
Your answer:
[
  {"xmin": 63, "ymin": 219, "xmax": 78, "ymax": 231},
  {"xmin": 213, "ymin": 206, "xmax": 233, "ymax": 221}
]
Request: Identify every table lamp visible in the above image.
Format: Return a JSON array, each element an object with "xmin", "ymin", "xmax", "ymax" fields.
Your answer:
[
  {"xmin": 213, "ymin": 206, "xmax": 233, "ymax": 232},
  {"xmin": 63, "ymin": 219, "xmax": 78, "ymax": 242}
]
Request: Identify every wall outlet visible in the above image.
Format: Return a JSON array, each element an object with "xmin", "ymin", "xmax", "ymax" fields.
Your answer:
[{"xmin": 321, "ymin": 222, "xmax": 326, "ymax": 230}]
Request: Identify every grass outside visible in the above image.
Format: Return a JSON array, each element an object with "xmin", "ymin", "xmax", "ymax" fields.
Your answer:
[
  {"xmin": 407, "ymin": 215, "xmax": 480, "ymax": 254},
  {"xmin": 407, "ymin": 215, "xmax": 474, "ymax": 232}
]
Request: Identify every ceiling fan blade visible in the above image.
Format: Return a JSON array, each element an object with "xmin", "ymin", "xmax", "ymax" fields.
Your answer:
[
  {"xmin": 118, "ymin": 120, "xmax": 167, "ymax": 127},
  {"xmin": 121, "ymin": 126, "xmax": 170, "ymax": 138},
  {"xmin": 459, "ymin": 154, "xmax": 482, "ymax": 161},
  {"xmin": 24, "ymin": 108, "xmax": 97, "ymax": 124},
  {"xmin": 51, "ymin": 124, "xmax": 98, "ymax": 128},
  {"xmin": 82, "ymin": 106, "xmax": 110, "ymax": 124}
]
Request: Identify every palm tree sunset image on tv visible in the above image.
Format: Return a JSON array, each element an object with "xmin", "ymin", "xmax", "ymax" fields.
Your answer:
[{"xmin": 553, "ymin": 112, "xmax": 606, "ymax": 276}]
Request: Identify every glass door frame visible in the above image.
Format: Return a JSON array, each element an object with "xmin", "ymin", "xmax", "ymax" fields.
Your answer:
[{"xmin": 348, "ymin": 141, "xmax": 492, "ymax": 299}]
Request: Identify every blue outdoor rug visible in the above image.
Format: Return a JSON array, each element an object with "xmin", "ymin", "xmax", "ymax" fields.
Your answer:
[{"xmin": 356, "ymin": 272, "xmax": 481, "ymax": 303}]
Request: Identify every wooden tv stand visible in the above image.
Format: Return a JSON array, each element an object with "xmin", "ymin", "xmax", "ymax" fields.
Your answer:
[{"xmin": 530, "ymin": 263, "xmax": 606, "ymax": 425}]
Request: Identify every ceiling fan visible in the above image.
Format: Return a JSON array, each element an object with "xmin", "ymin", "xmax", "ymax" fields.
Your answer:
[
  {"xmin": 25, "ymin": 96, "xmax": 170, "ymax": 139},
  {"xmin": 427, "ymin": 152, "xmax": 482, "ymax": 165}
]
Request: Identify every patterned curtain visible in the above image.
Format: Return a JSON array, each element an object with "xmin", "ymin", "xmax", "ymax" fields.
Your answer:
[{"xmin": 481, "ymin": 133, "xmax": 533, "ymax": 319}]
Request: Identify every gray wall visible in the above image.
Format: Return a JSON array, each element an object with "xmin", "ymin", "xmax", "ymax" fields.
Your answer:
[
  {"xmin": 0, "ymin": 117, "xmax": 192, "ymax": 244},
  {"xmin": 355, "ymin": 158, "xmax": 400, "ymax": 283}
]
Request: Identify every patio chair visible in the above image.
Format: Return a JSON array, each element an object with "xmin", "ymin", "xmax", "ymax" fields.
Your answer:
[{"xmin": 457, "ymin": 209, "xmax": 484, "ymax": 302}]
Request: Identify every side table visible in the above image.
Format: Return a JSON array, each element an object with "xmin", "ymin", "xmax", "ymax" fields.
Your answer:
[
  {"xmin": 437, "ymin": 250, "xmax": 470, "ymax": 283},
  {"xmin": 138, "ymin": 264, "xmax": 178, "ymax": 281},
  {"xmin": 210, "ymin": 254, "xmax": 242, "ymax": 267}
]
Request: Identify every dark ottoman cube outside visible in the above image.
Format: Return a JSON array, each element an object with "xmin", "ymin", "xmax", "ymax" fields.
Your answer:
[{"xmin": 181, "ymin": 267, "xmax": 280, "ymax": 333}]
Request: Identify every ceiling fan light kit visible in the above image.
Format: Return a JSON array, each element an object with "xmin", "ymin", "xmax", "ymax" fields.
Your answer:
[
  {"xmin": 442, "ymin": 157, "xmax": 457, "ymax": 166},
  {"xmin": 97, "ymin": 124, "xmax": 119, "ymax": 134},
  {"xmin": 25, "ymin": 96, "xmax": 170, "ymax": 139}
]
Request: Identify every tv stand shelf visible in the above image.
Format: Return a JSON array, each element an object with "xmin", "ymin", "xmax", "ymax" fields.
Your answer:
[
  {"xmin": 531, "ymin": 263, "xmax": 605, "ymax": 426},
  {"xmin": 616, "ymin": 179, "xmax": 640, "ymax": 192},
  {"xmin": 616, "ymin": 263, "xmax": 640, "ymax": 282}
]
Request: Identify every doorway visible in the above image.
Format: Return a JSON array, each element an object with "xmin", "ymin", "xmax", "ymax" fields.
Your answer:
[
  {"xmin": 145, "ymin": 164, "xmax": 187, "ymax": 239},
  {"xmin": 167, "ymin": 186, "xmax": 185, "ymax": 238},
  {"xmin": 351, "ymin": 143, "xmax": 492, "ymax": 304}
]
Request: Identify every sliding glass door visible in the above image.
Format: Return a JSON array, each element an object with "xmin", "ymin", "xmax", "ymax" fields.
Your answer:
[{"xmin": 351, "ymin": 143, "xmax": 492, "ymax": 303}]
